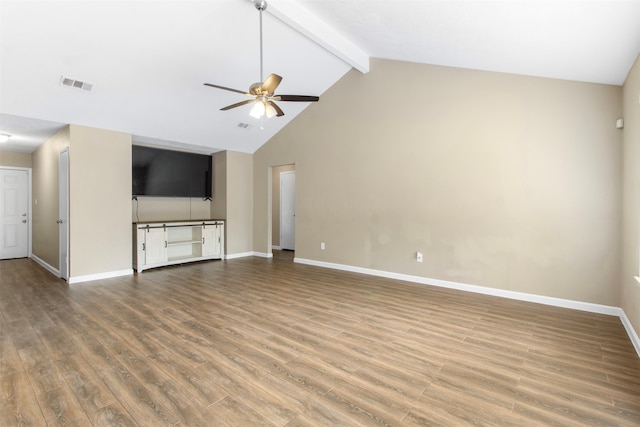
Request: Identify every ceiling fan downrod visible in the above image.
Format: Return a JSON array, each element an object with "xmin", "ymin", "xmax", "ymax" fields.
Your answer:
[{"xmin": 255, "ymin": 0, "xmax": 268, "ymax": 84}]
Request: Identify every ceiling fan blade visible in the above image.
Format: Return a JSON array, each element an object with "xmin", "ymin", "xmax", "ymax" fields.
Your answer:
[
  {"xmin": 277, "ymin": 95, "xmax": 320, "ymax": 102},
  {"xmin": 220, "ymin": 99, "xmax": 256, "ymax": 111},
  {"xmin": 204, "ymin": 83, "xmax": 250, "ymax": 95},
  {"xmin": 269, "ymin": 101, "xmax": 285, "ymax": 117},
  {"xmin": 261, "ymin": 74, "xmax": 282, "ymax": 96}
]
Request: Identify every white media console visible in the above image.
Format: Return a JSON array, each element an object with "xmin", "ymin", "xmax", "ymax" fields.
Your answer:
[{"xmin": 133, "ymin": 220, "xmax": 224, "ymax": 272}]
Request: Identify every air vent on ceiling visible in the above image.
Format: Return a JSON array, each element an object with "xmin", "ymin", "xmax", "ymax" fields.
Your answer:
[
  {"xmin": 237, "ymin": 123, "xmax": 250, "ymax": 129},
  {"xmin": 59, "ymin": 75, "xmax": 93, "ymax": 91}
]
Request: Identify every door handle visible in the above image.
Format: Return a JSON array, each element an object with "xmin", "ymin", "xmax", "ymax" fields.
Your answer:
[
  {"xmin": 22, "ymin": 213, "xmax": 27, "ymax": 217},
  {"xmin": 22, "ymin": 219, "xmax": 27, "ymax": 223}
]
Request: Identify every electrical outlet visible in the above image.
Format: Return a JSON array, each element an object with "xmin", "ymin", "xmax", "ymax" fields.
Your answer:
[
  {"xmin": 320, "ymin": 242, "xmax": 325, "ymax": 250},
  {"xmin": 416, "ymin": 252, "xmax": 423, "ymax": 263}
]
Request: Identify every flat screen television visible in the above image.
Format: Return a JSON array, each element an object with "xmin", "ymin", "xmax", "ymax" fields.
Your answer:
[{"xmin": 132, "ymin": 145, "xmax": 212, "ymax": 198}]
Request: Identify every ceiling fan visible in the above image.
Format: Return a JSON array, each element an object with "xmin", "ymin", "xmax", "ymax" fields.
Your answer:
[{"xmin": 204, "ymin": 0, "xmax": 319, "ymax": 120}]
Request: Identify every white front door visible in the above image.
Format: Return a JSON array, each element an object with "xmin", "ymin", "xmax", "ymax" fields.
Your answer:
[
  {"xmin": 280, "ymin": 171, "xmax": 295, "ymax": 250},
  {"xmin": 59, "ymin": 149, "xmax": 69, "ymax": 280},
  {"xmin": 0, "ymin": 168, "xmax": 29, "ymax": 259}
]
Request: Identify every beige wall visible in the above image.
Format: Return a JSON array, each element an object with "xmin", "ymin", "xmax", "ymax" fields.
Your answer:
[
  {"xmin": 254, "ymin": 58, "xmax": 622, "ymax": 306},
  {"xmin": 207, "ymin": 150, "xmax": 253, "ymax": 256},
  {"xmin": 31, "ymin": 126, "xmax": 70, "ymax": 268},
  {"xmin": 211, "ymin": 151, "xmax": 227, "ymax": 220},
  {"xmin": 69, "ymin": 125, "xmax": 131, "ymax": 277},
  {"xmin": 272, "ymin": 164, "xmax": 295, "ymax": 247},
  {"xmin": 622, "ymin": 54, "xmax": 640, "ymax": 333},
  {"xmin": 0, "ymin": 150, "xmax": 32, "ymax": 168},
  {"xmin": 132, "ymin": 197, "xmax": 211, "ymax": 222},
  {"xmin": 226, "ymin": 151, "xmax": 253, "ymax": 256}
]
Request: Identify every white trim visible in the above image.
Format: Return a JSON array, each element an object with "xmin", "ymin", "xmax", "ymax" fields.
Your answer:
[
  {"xmin": 27, "ymin": 169, "xmax": 32, "ymax": 257},
  {"xmin": 225, "ymin": 251, "xmax": 273, "ymax": 259},
  {"xmin": 635, "ymin": 276, "xmax": 640, "ymax": 285},
  {"xmin": 294, "ymin": 257, "xmax": 639, "ymax": 356},
  {"xmin": 59, "ymin": 148, "xmax": 69, "ymax": 281},
  {"xmin": 225, "ymin": 251, "xmax": 253, "ymax": 260},
  {"xmin": 272, "ymin": 245, "xmax": 282, "ymax": 250},
  {"xmin": 254, "ymin": 251, "xmax": 274, "ymax": 259},
  {"xmin": 31, "ymin": 254, "xmax": 60, "ymax": 277},
  {"xmin": 620, "ymin": 309, "xmax": 640, "ymax": 356},
  {"xmin": 68, "ymin": 269, "xmax": 133, "ymax": 284}
]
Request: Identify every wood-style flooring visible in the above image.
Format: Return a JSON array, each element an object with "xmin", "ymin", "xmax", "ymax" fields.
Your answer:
[{"xmin": 1, "ymin": 251, "xmax": 639, "ymax": 426}]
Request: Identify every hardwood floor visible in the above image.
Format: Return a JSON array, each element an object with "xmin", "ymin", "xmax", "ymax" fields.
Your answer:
[{"xmin": 1, "ymin": 253, "xmax": 639, "ymax": 426}]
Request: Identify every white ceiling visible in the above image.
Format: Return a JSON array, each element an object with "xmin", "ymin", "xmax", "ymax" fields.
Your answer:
[{"xmin": 1, "ymin": 0, "xmax": 639, "ymax": 154}]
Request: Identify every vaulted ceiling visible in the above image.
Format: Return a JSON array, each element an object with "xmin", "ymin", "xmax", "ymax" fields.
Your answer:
[{"xmin": 1, "ymin": 0, "xmax": 639, "ymax": 154}]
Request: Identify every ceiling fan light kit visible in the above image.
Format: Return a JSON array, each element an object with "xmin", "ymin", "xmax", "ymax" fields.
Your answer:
[
  {"xmin": 204, "ymin": 0, "xmax": 319, "ymax": 121},
  {"xmin": 250, "ymin": 101, "xmax": 277, "ymax": 119}
]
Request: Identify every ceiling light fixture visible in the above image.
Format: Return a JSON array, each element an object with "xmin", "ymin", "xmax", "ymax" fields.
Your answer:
[
  {"xmin": 0, "ymin": 133, "xmax": 11, "ymax": 143},
  {"xmin": 203, "ymin": 0, "xmax": 319, "ymax": 126},
  {"xmin": 249, "ymin": 101, "xmax": 265, "ymax": 119},
  {"xmin": 249, "ymin": 99, "xmax": 277, "ymax": 119}
]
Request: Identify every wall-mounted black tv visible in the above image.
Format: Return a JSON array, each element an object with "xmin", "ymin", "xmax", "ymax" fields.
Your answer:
[{"xmin": 132, "ymin": 145, "xmax": 212, "ymax": 198}]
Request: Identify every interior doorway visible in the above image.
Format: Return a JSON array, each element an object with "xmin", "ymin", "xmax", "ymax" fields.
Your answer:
[{"xmin": 271, "ymin": 164, "xmax": 295, "ymax": 258}]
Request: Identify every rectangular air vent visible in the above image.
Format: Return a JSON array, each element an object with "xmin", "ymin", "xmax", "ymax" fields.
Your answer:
[{"xmin": 59, "ymin": 75, "xmax": 93, "ymax": 91}]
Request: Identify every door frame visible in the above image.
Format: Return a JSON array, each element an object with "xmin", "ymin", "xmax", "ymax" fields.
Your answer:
[
  {"xmin": 59, "ymin": 148, "xmax": 69, "ymax": 280},
  {"xmin": 0, "ymin": 167, "xmax": 32, "ymax": 258},
  {"xmin": 280, "ymin": 170, "xmax": 296, "ymax": 251}
]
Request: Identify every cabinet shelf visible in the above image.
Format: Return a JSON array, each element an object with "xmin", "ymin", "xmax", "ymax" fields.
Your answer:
[
  {"xmin": 133, "ymin": 220, "xmax": 224, "ymax": 272},
  {"xmin": 167, "ymin": 240, "xmax": 201, "ymax": 246}
]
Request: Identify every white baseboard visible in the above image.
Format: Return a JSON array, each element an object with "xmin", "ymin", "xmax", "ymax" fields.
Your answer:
[
  {"xmin": 68, "ymin": 269, "xmax": 133, "ymax": 284},
  {"xmin": 30, "ymin": 254, "xmax": 60, "ymax": 277},
  {"xmin": 294, "ymin": 257, "xmax": 639, "ymax": 357},
  {"xmin": 226, "ymin": 251, "xmax": 273, "ymax": 259},
  {"xmin": 620, "ymin": 309, "xmax": 640, "ymax": 356},
  {"xmin": 272, "ymin": 245, "xmax": 282, "ymax": 250},
  {"xmin": 253, "ymin": 251, "xmax": 274, "ymax": 258}
]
